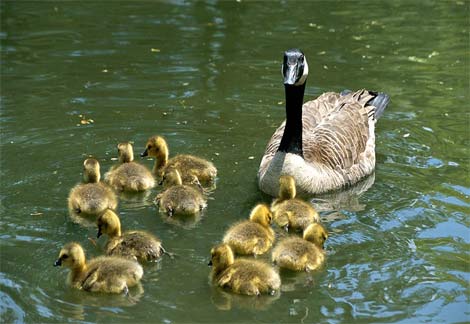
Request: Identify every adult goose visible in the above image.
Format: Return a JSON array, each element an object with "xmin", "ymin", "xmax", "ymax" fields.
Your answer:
[{"xmin": 258, "ymin": 49, "xmax": 390, "ymax": 196}]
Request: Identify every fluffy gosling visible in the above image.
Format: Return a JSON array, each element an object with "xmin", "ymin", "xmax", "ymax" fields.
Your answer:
[{"xmin": 209, "ymin": 243, "xmax": 280, "ymax": 296}]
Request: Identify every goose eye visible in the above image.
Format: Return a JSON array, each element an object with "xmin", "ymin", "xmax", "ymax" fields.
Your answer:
[{"xmin": 62, "ymin": 254, "xmax": 68, "ymax": 259}]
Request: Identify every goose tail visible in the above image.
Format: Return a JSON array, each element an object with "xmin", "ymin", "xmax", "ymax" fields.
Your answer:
[{"xmin": 367, "ymin": 91, "xmax": 390, "ymax": 120}]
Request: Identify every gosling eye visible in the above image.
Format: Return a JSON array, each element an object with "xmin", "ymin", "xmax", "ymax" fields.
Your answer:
[{"xmin": 62, "ymin": 254, "xmax": 69, "ymax": 260}]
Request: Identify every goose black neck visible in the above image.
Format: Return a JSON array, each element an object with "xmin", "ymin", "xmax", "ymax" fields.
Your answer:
[{"xmin": 278, "ymin": 83, "xmax": 305, "ymax": 156}]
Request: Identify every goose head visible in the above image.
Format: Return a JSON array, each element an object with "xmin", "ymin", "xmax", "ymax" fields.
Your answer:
[
  {"xmin": 303, "ymin": 223, "xmax": 328, "ymax": 249},
  {"xmin": 54, "ymin": 242, "xmax": 86, "ymax": 269},
  {"xmin": 117, "ymin": 142, "xmax": 134, "ymax": 163},
  {"xmin": 249, "ymin": 203, "xmax": 273, "ymax": 228},
  {"xmin": 208, "ymin": 243, "xmax": 235, "ymax": 273},
  {"xmin": 141, "ymin": 135, "xmax": 169, "ymax": 161},
  {"xmin": 282, "ymin": 48, "xmax": 309, "ymax": 86},
  {"xmin": 83, "ymin": 158, "xmax": 100, "ymax": 183},
  {"xmin": 97, "ymin": 209, "xmax": 122, "ymax": 238}
]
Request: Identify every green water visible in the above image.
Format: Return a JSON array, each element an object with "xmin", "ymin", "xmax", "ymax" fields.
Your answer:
[{"xmin": 1, "ymin": 1, "xmax": 469, "ymax": 323}]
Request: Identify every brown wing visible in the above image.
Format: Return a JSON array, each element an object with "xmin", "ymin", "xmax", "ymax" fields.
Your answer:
[
  {"xmin": 304, "ymin": 89, "xmax": 374, "ymax": 169},
  {"xmin": 260, "ymin": 89, "xmax": 375, "ymax": 172},
  {"xmin": 261, "ymin": 92, "xmax": 341, "ymax": 163}
]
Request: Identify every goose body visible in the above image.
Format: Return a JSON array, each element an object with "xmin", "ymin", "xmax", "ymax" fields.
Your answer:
[
  {"xmin": 258, "ymin": 49, "xmax": 390, "ymax": 196},
  {"xmin": 54, "ymin": 242, "xmax": 143, "ymax": 294},
  {"xmin": 97, "ymin": 209, "xmax": 165, "ymax": 263},
  {"xmin": 68, "ymin": 158, "xmax": 118, "ymax": 220},
  {"xmin": 209, "ymin": 243, "xmax": 281, "ymax": 296},
  {"xmin": 272, "ymin": 223, "xmax": 328, "ymax": 271},
  {"xmin": 141, "ymin": 135, "xmax": 217, "ymax": 185},
  {"xmin": 222, "ymin": 204, "xmax": 275, "ymax": 256},
  {"xmin": 105, "ymin": 142, "xmax": 155, "ymax": 192}
]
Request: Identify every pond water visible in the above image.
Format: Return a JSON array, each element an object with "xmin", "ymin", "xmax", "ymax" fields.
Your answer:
[{"xmin": 1, "ymin": 1, "xmax": 469, "ymax": 323}]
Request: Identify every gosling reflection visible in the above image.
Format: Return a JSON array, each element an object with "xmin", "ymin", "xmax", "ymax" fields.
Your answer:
[{"xmin": 210, "ymin": 286, "xmax": 280, "ymax": 311}]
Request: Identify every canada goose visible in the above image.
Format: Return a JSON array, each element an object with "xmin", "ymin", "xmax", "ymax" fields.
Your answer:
[
  {"xmin": 155, "ymin": 168, "xmax": 207, "ymax": 217},
  {"xmin": 271, "ymin": 175, "xmax": 320, "ymax": 231},
  {"xmin": 68, "ymin": 158, "xmax": 118, "ymax": 223},
  {"xmin": 209, "ymin": 243, "xmax": 281, "ymax": 296},
  {"xmin": 97, "ymin": 209, "xmax": 165, "ymax": 263},
  {"xmin": 222, "ymin": 204, "xmax": 275, "ymax": 256},
  {"xmin": 258, "ymin": 48, "xmax": 390, "ymax": 196},
  {"xmin": 140, "ymin": 135, "xmax": 217, "ymax": 185},
  {"xmin": 272, "ymin": 222, "xmax": 328, "ymax": 271},
  {"xmin": 105, "ymin": 142, "xmax": 155, "ymax": 192},
  {"xmin": 54, "ymin": 242, "xmax": 143, "ymax": 294}
]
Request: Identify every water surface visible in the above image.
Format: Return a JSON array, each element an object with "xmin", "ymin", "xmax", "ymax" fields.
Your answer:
[{"xmin": 1, "ymin": 1, "xmax": 469, "ymax": 323}]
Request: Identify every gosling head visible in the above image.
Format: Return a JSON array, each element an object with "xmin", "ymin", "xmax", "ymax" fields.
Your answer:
[
  {"xmin": 116, "ymin": 142, "xmax": 134, "ymax": 163},
  {"xmin": 83, "ymin": 158, "xmax": 100, "ymax": 183},
  {"xmin": 54, "ymin": 242, "xmax": 86, "ymax": 268},
  {"xmin": 303, "ymin": 223, "xmax": 328, "ymax": 249},
  {"xmin": 278, "ymin": 175, "xmax": 296, "ymax": 200},
  {"xmin": 208, "ymin": 243, "xmax": 235, "ymax": 273},
  {"xmin": 140, "ymin": 135, "xmax": 169, "ymax": 161},
  {"xmin": 97, "ymin": 209, "xmax": 121, "ymax": 239},
  {"xmin": 282, "ymin": 48, "xmax": 308, "ymax": 86},
  {"xmin": 249, "ymin": 204, "xmax": 273, "ymax": 228},
  {"xmin": 161, "ymin": 168, "xmax": 183, "ymax": 187}
]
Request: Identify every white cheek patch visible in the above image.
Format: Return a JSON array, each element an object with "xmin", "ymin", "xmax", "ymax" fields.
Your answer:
[{"xmin": 295, "ymin": 59, "xmax": 309, "ymax": 86}]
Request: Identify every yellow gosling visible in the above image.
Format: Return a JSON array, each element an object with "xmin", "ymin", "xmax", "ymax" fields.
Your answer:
[
  {"xmin": 105, "ymin": 142, "xmax": 155, "ymax": 192},
  {"xmin": 54, "ymin": 242, "xmax": 143, "ymax": 294},
  {"xmin": 97, "ymin": 209, "xmax": 166, "ymax": 263},
  {"xmin": 272, "ymin": 223, "xmax": 328, "ymax": 271},
  {"xmin": 68, "ymin": 158, "xmax": 118, "ymax": 220},
  {"xmin": 155, "ymin": 168, "xmax": 207, "ymax": 217},
  {"xmin": 271, "ymin": 175, "xmax": 319, "ymax": 231},
  {"xmin": 222, "ymin": 204, "xmax": 275, "ymax": 256},
  {"xmin": 141, "ymin": 135, "xmax": 217, "ymax": 185},
  {"xmin": 209, "ymin": 243, "xmax": 281, "ymax": 296}
]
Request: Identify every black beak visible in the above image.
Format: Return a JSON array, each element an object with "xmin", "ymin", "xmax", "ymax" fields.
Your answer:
[
  {"xmin": 97, "ymin": 229, "xmax": 102, "ymax": 238},
  {"xmin": 54, "ymin": 259, "xmax": 62, "ymax": 267},
  {"xmin": 140, "ymin": 149, "xmax": 148, "ymax": 158},
  {"xmin": 208, "ymin": 260, "xmax": 213, "ymax": 266},
  {"xmin": 283, "ymin": 64, "xmax": 298, "ymax": 85}
]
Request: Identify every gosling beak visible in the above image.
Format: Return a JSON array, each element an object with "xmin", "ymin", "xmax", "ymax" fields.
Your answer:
[
  {"xmin": 140, "ymin": 149, "xmax": 148, "ymax": 158},
  {"xmin": 207, "ymin": 260, "xmax": 213, "ymax": 266},
  {"xmin": 97, "ymin": 229, "xmax": 102, "ymax": 238},
  {"xmin": 54, "ymin": 259, "xmax": 62, "ymax": 267}
]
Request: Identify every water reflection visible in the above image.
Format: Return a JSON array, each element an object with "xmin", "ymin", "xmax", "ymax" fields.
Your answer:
[
  {"xmin": 210, "ymin": 286, "xmax": 280, "ymax": 311},
  {"xmin": 309, "ymin": 173, "xmax": 376, "ymax": 212},
  {"xmin": 158, "ymin": 209, "xmax": 204, "ymax": 229}
]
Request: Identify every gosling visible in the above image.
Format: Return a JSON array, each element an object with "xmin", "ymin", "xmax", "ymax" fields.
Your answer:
[
  {"xmin": 209, "ymin": 243, "xmax": 281, "ymax": 296},
  {"xmin": 141, "ymin": 135, "xmax": 217, "ymax": 185},
  {"xmin": 97, "ymin": 209, "xmax": 166, "ymax": 263},
  {"xmin": 271, "ymin": 175, "xmax": 319, "ymax": 231},
  {"xmin": 155, "ymin": 168, "xmax": 207, "ymax": 216},
  {"xmin": 105, "ymin": 142, "xmax": 155, "ymax": 192},
  {"xmin": 272, "ymin": 223, "xmax": 328, "ymax": 272},
  {"xmin": 222, "ymin": 204, "xmax": 275, "ymax": 256},
  {"xmin": 54, "ymin": 242, "xmax": 143, "ymax": 294},
  {"xmin": 68, "ymin": 158, "xmax": 118, "ymax": 219}
]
